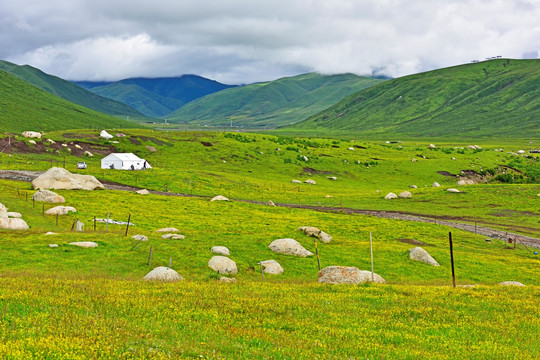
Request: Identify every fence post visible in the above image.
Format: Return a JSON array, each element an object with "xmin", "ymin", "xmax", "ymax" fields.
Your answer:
[
  {"xmin": 370, "ymin": 232, "xmax": 374, "ymax": 282},
  {"xmin": 449, "ymin": 232, "xmax": 456, "ymax": 288},
  {"xmin": 105, "ymin": 211, "xmax": 110, "ymax": 232},
  {"xmin": 125, "ymin": 214, "xmax": 131, "ymax": 236}
]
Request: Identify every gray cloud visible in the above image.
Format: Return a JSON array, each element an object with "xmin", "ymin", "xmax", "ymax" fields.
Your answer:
[{"xmin": 1, "ymin": 0, "xmax": 539, "ymax": 84}]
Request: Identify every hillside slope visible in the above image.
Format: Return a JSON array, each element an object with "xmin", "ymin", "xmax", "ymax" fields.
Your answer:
[
  {"xmin": 0, "ymin": 70, "xmax": 143, "ymax": 133},
  {"xmin": 0, "ymin": 60, "xmax": 148, "ymax": 121},
  {"xmin": 77, "ymin": 75, "xmax": 236, "ymax": 118},
  {"xmin": 166, "ymin": 73, "xmax": 384, "ymax": 128},
  {"xmin": 288, "ymin": 59, "xmax": 540, "ymax": 138}
]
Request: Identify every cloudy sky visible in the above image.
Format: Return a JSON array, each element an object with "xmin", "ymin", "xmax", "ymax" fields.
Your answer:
[{"xmin": 1, "ymin": 0, "xmax": 539, "ymax": 84}]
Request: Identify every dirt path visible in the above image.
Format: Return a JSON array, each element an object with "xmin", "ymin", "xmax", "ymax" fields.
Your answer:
[{"xmin": 2, "ymin": 170, "xmax": 539, "ymax": 249}]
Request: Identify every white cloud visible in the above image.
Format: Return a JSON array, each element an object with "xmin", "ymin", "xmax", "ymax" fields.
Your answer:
[{"xmin": 1, "ymin": 0, "xmax": 539, "ymax": 83}]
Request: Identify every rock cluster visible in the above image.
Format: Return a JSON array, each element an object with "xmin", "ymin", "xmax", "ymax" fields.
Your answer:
[
  {"xmin": 32, "ymin": 167, "xmax": 104, "ymax": 190},
  {"xmin": 318, "ymin": 266, "xmax": 385, "ymax": 284}
]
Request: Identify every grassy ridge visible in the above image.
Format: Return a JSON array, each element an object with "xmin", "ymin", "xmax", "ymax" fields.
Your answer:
[
  {"xmin": 0, "ymin": 70, "xmax": 145, "ymax": 133},
  {"xmin": 288, "ymin": 59, "xmax": 540, "ymax": 138},
  {"xmin": 166, "ymin": 73, "xmax": 384, "ymax": 128},
  {"xmin": 0, "ymin": 60, "xmax": 148, "ymax": 121}
]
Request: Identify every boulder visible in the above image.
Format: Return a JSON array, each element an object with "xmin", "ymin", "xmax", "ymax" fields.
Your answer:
[
  {"xmin": 291, "ymin": 180, "xmax": 302, "ymax": 184},
  {"xmin": 211, "ymin": 195, "xmax": 229, "ymax": 201},
  {"xmin": 69, "ymin": 241, "xmax": 98, "ymax": 248},
  {"xmin": 208, "ymin": 256, "xmax": 238, "ymax": 274},
  {"xmin": 156, "ymin": 227, "xmax": 179, "ymax": 233},
  {"xmin": 410, "ymin": 185, "xmax": 417, "ymax": 188},
  {"xmin": 447, "ymin": 188, "xmax": 461, "ymax": 193},
  {"xmin": 259, "ymin": 260, "xmax": 284, "ymax": 274},
  {"xmin": 48, "ymin": 244, "xmax": 59, "ymax": 248},
  {"xmin": 74, "ymin": 144, "xmax": 82, "ymax": 150},
  {"xmin": 32, "ymin": 167, "xmax": 104, "ymax": 190},
  {"xmin": 44, "ymin": 206, "xmax": 77, "ymax": 215},
  {"xmin": 267, "ymin": 200, "xmax": 276, "ymax": 206},
  {"xmin": 457, "ymin": 179, "xmax": 475, "ymax": 186},
  {"xmin": 7, "ymin": 212, "xmax": 22, "ymax": 218},
  {"xmin": 432, "ymin": 182, "xmax": 441, "ymax": 187},
  {"xmin": 211, "ymin": 246, "xmax": 230, "ymax": 256},
  {"xmin": 348, "ymin": 147, "xmax": 355, "ymax": 151},
  {"xmin": 84, "ymin": 151, "xmax": 94, "ymax": 157},
  {"xmin": 498, "ymin": 281, "xmax": 525, "ymax": 286},
  {"xmin": 143, "ymin": 266, "xmax": 183, "ymax": 282},
  {"xmin": 100, "ymin": 130, "xmax": 114, "ymax": 139},
  {"xmin": 428, "ymin": 144, "xmax": 436, "ymax": 149},
  {"xmin": 132, "ymin": 234, "xmax": 148, "ymax": 241},
  {"xmin": 161, "ymin": 234, "xmax": 185, "ymax": 240},
  {"xmin": 0, "ymin": 218, "xmax": 29, "ymax": 230},
  {"xmin": 219, "ymin": 277, "xmax": 237, "ymax": 283},
  {"xmin": 384, "ymin": 192, "xmax": 397, "ymax": 200},
  {"xmin": 398, "ymin": 191, "xmax": 412, "ymax": 198},
  {"xmin": 136, "ymin": 189, "xmax": 149, "ymax": 195},
  {"xmin": 32, "ymin": 189, "xmax": 65, "ymax": 203},
  {"xmin": 22, "ymin": 131, "xmax": 41, "ymax": 139},
  {"xmin": 268, "ymin": 238, "xmax": 314, "ymax": 257},
  {"xmin": 298, "ymin": 226, "xmax": 332, "ymax": 243},
  {"xmin": 409, "ymin": 247, "xmax": 439, "ymax": 266},
  {"xmin": 318, "ymin": 266, "xmax": 385, "ymax": 284},
  {"xmin": 304, "ymin": 179, "xmax": 316, "ymax": 185}
]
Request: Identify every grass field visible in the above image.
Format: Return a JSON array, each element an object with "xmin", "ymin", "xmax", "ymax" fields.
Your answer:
[{"xmin": 1, "ymin": 129, "xmax": 539, "ymax": 359}]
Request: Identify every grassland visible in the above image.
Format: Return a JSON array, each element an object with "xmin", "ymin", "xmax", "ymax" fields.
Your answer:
[
  {"xmin": 287, "ymin": 59, "xmax": 540, "ymax": 138},
  {"xmin": 0, "ymin": 71, "xmax": 144, "ymax": 133},
  {"xmin": 1, "ymin": 129, "xmax": 539, "ymax": 358}
]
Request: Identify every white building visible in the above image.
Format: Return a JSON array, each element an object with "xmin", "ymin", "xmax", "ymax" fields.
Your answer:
[{"xmin": 101, "ymin": 153, "xmax": 151, "ymax": 170}]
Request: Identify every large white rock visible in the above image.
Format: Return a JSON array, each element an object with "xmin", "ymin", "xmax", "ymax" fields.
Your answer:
[
  {"xmin": 291, "ymin": 179, "xmax": 302, "ymax": 184},
  {"xmin": 156, "ymin": 227, "xmax": 179, "ymax": 233},
  {"xmin": 432, "ymin": 182, "xmax": 441, "ymax": 187},
  {"xmin": 429, "ymin": 144, "xmax": 436, "ymax": 149},
  {"xmin": 318, "ymin": 266, "xmax": 385, "ymax": 284},
  {"xmin": 211, "ymin": 195, "xmax": 229, "ymax": 201},
  {"xmin": 136, "ymin": 189, "xmax": 149, "ymax": 195},
  {"xmin": 398, "ymin": 191, "xmax": 412, "ymax": 198},
  {"xmin": 409, "ymin": 247, "xmax": 440, "ymax": 266},
  {"xmin": 100, "ymin": 130, "xmax": 114, "ymax": 139},
  {"xmin": 161, "ymin": 233, "xmax": 185, "ymax": 240},
  {"xmin": 69, "ymin": 241, "xmax": 98, "ymax": 248},
  {"xmin": 304, "ymin": 179, "xmax": 316, "ymax": 185},
  {"xmin": 22, "ymin": 131, "xmax": 41, "ymax": 139},
  {"xmin": 44, "ymin": 206, "xmax": 77, "ymax": 215},
  {"xmin": 32, "ymin": 167, "xmax": 104, "ymax": 190},
  {"xmin": 384, "ymin": 192, "xmax": 397, "ymax": 200},
  {"xmin": 132, "ymin": 234, "xmax": 148, "ymax": 241},
  {"xmin": 447, "ymin": 188, "xmax": 461, "ymax": 193},
  {"xmin": 208, "ymin": 256, "xmax": 238, "ymax": 274},
  {"xmin": 298, "ymin": 226, "xmax": 332, "ymax": 243},
  {"xmin": 143, "ymin": 266, "xmax": 183, "ymax": 282},
  {"xmin": 211, "ymin": 246, "xmax": 230, "ymax": 256},
  {"xmin": 268, "ymin": 238, "xmax": 314, "ymax": 257},
  {"xmin": 32, "ymin": 189, "xmax": 65, "ymax": 203},
  {"xmin": 0, "ymin": 218, "xmax": 29, "ymax": 230},
  {"xmin": 259, "ymin": 260, "xmax": 284, "ymax": 274},
  {"xmin": 457, "ymin": 179, "xmax": 476, "ymax": 186},
  {"xmin": 498, "ymin": 281, "xmax": 525, "ymax": 286}
]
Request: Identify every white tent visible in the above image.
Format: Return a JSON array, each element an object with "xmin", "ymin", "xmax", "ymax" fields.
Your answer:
[{"xmin": 101, "ymin": 153, "xmax": 151, "ymax": 170}]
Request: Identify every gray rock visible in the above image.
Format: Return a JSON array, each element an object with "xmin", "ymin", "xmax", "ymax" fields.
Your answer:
[
  {"xmin": 399, "ymin": 191, "xmax": 412, "ymax": 198},
  {"xmin": 143, "ymin": 266, "xmax": 183, "ymax": 282},
  {"xmin": 32, "ymin": 167, "xmax": 104, "ymax": 190},
  {"xmin": 33, "ymin": 189, "xmax": 66, "ymax": 203},
  {"xmin": 132, "ymin": 234, "xmax": 148, "ymax": 241},
  {"xmin": 384, "ymin": 192, "xmax": 397, "ymax": 199},
  {"xmin": 318, "ymin": 266, "xmax": 385, "ymax": 284},
  {"xmin": 268, "ymin": 238, "xmax": 314, "ymax": 257},
  {"xmin": 211, "ymin": 195, "xmax": 229, "ymax": 201},
  {"xmin": 498, "ymin": 281, "xmax": 525, "ymax": 286},
  {"xmin": 69, "ymin": 241, "xmax": 98, "ymax": 248},
  {"xmin": 432, "ymin": 182, "xmax": 441, "ymax": 187},
  {"xmin": 156, "ymin": 227, "xmax": 179, "ymax": 233},
  {"xmin": 44, "ymin": 206, "xmax": 77, "ymax": 215},
  {"xmin": 161, "ymin": 234, "xmax": 185, "ymax": 240},
  {"xmin": 0, "ymin": 218, "xmax": 29, "ymax": 230},
  {"xmin": 208, "ymin": 256, "xmax": 238, "ymax": 274},
  {"xmin": 136, "ymin": 189, "xmax": 149, "ymax": 195},
  {"xmin": 211, "ymin": 246, "xmax": 230, "ymax": 256},
  {"xmin": 219, "ymin": 277, "xmax": 237, "ymax": 283},
  {"xmin": 409, "ymin": 247, "xmax": 440, "ymax": 266},
  {"xmin": 304, "ymin": 179, "xmax": 316, "ymax": 185},
  {"xmin": 298, "ymin": 226, "xmax": 332, "ymax": 243},
  {"xmin": 48, "ymin": 244, "xmax": 59, "ymax": 248},
  {"xmin": 291, "ymin": 180, "xmax": 302, "ymax": 184},
  {"xmin": 457, "ymin": 179, "xmax": 475, "ymax": 186},
  {"xmin": 447, "ymin": 188, "xmax": 461, "ymax": 193},
  {"xmin": 259, "ymin": 260, "xmax": 284, "ymax": 274}
]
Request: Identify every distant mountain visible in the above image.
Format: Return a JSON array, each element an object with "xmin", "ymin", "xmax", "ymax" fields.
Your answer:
[
  {"xmin": 287, "ymin": 59, "xmax": 540, "ymax": 138},
  {"xmin": 0, "ymin": 60, "xmax": 148, "ymax": 121},
  {"xmin": 0, "ymin": 69, "xmax": 143, "ymax": 133},
  {"xmin": 166, "ymin": 73, "xmax": 384, "ymax": 128},
  {"xmin": 76, "ymin": 75, "xmax": 236, "ymax": 118}
]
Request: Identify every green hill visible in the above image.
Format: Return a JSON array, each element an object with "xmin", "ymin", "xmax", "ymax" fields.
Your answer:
[
  {"xmin": 0, "ymin": 60, "xmax": 149, "ymax": 121},
  {"xmin": 0, "ymin": 69, "xmax": 144, "ymax": 133},
  {"xmin": 166, "ymin": 73, "xmax": 384, "ymax": 128},
  {"xmin": 77, "ymin": 75, "xmax": 236, "ymax": 118},
  {"xmin": 287, "ymin": 59, "xmax": 540, "ymax": 138}
]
